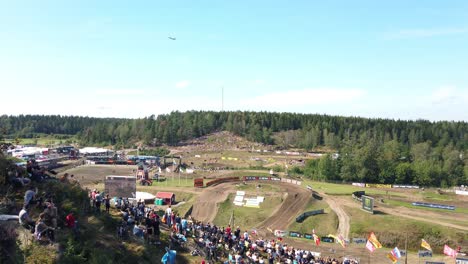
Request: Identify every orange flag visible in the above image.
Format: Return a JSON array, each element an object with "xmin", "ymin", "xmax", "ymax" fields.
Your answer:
[{"xmin": 368, "ymin": 232, "xmax": 382, "ymax": 249}]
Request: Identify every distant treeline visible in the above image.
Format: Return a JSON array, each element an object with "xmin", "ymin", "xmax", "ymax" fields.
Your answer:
[{"xmin": 0, "ymin": 112, "xmax": 466, "ymax": 186}]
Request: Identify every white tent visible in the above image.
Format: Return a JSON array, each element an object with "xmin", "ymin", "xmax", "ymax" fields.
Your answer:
[
  {"xmin": 135, "ymin": 191, "xmax": 156, "ymax": 201},
  {"xmin": 79, "ymin": 147, "xmax": 110, "ymax": 155}
]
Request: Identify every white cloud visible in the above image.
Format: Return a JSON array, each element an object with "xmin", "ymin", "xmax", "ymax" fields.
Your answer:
[
  {"xmin": 384, "ymin": 28, "xmax": 468, "ymax": 39},
  {"xmin": 175, "ymin": 80, "xmax": 190, "ymax": 88},
  {"xmin": 95, "ymin": 89, "xmax": 146, "ymax": 96},
  {"xmin": 253, "ymin": 79, "xmax": 265, "ymax": 85},
  {"xmin": 430, "ymin": 86, "xmax": 457, "ymax": 105},
  {"xmin": 240, "ymin": 88, "xmax": 366, "ymax": 108}
]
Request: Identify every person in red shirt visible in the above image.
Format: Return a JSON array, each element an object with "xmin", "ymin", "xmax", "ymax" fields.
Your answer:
[
  {"xmin": 65, "ymin": 211, "xmax": 79, "ymax": 237},
  {"xmin": 66, "ymin": 212, "xmax": 76, "ymax": 228}
]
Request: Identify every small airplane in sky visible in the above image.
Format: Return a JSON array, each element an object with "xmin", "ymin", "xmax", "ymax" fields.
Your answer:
[{"xmin": 168, "ymin": 37, "xmax": 176, "ymax": 40}]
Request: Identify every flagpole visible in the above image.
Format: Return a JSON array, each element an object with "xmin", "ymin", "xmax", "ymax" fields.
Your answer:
[{"xmin": 405, "ymin": 232, "xmax": 408, "ymax": 264}]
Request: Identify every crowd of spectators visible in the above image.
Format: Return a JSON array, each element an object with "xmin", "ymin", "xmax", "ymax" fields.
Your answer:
[
  {"xmin": 108, "ymin": 195, "xmax": 359, "ymax": 264},
  {"xmin": 189, "ymin": 222, "xmax": 359, "ymax": 264},
  {"xmin": 18, "ymin": 186, "xmax": 68, "ymax": 243}
]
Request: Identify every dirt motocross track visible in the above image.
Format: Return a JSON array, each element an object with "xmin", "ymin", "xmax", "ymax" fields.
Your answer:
[
  {"xmin": 190, "ymin": 181, "xmax": 311, "ymax": 233},
  {"xmin": 255, "ymin": 184, "xmax": 310, "ymax": 231},
  {"xmin": 191, "ymin": 183, "xmax": 236, "ymax": 223}
]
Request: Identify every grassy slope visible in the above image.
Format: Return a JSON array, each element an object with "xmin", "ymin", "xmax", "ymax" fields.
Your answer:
[
  {"xmin": 5, "ymin": 135, "xmax": 76, "ymax": 146},
  {"xmin": 347, "ymin": 206, "xmax": 468, "ymax": 252},
  {"xmin": 384, "ymin": 198, "xmax": 468, "ymax": 214},
  {"xmin": 13, "ymin": 180, "xmax": 199, "ymax": 264},
  {"xmin": 287, "ymin": 198, "xmax": 338, "ymax": 236},
  {"xmin": 213, "ymin": 194, "xmax": 282, "ymax": 230}
]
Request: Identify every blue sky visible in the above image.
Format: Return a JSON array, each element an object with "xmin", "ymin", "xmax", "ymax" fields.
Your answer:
[{"xmin": 1, "ymin": 1, "xmax": 468, "ymax": 121}]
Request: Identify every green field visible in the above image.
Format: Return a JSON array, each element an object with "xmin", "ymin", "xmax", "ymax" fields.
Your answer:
[
  {"xmin": 346, "ymin": 207, "xmax": 468, "ymax": 251},
  {"xmin": 303, "ymin": 180, "xmax": 404, "ymax": 197},
  {"xmin": 418, "ymin": 190, "xmax": 458, "ymax": 202},
  {"xmin": 4, "ymin": 135, "xmax": 77, "ymax": 146},
  {"xmin": 385, "ymin": 198, "xmax": 468, "ymax": 214},
  {"xmin": 287, "ymin": 198, "xmax": 338, "ymax": 235},
  {"xmin": 213, "ymin": 194, "xmax": 282, "ymax": 230}
]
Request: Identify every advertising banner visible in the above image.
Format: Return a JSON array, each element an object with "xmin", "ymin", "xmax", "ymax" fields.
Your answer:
[
  {"xmin": 321, "ymin": 237, "xmax": 335, "ymax": 243},
  {"xmin": 412, "ymin": 202, "xmax": 455, "ymax": 210},
  {"xmin": 365, "ymin": 183, "xmax": 392, "ymax": 188},
  {"xmin": 289, "ymin": 231, "xmax": 302, "ymax": 238},
  {"xmin": 274, "ymin": 230, "xmax": 287, "ymax": 237},
  {"xmin": 455, "ymin": 190, "xmax": 468, "ymax": 196},
  {"xmin": 105, "ymin": 175, "xmax": 136, "ymax": 198},
  {"xmin": 393, "ymin": 185, "xmax": 420, "ymax": 189},
  {"xmin": 418, "ymin": 250, "xmax": 433, "ymax": 257},
  {"xmin": 352, "ymin": 238, "xmax": 367, "ymax": 244},
  {"xmin": 361, "ymin": 195, "xmax": 374, "ymax": 214},
  {"xmin": 194, "ymin": 178, "xmax": 204, "ymax": 188},
  {"xmin": 352, "ymin": 183, "xmax": 366, "ymax": 187}
]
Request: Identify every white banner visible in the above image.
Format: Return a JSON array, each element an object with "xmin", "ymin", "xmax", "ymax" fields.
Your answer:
[{"xmin": 455, "ymin": 190, "xmax": 468, "ymax": 196}]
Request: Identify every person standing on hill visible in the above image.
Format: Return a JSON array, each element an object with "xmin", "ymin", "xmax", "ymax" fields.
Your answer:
[
  {"xmin": 165, "ymin": 205, "xmax": 172, "ymax": 227},
  {"xmin": 90, "ymin": 189, "xmax": 97, "ymax": 209},
  {"xmin": 234, "ymin": 226, "xmax": 241, "ymax": 239},
  {"xmin": 95, "ymin": 191, "xmax": 102, "ymax": 213},
  {"xmin": 175, "ymin": 214, "xmax": 181, "ymax": 234},
  {"xmin": 104, "ymin": 194, "xmax": 111, "ymax": 213}
]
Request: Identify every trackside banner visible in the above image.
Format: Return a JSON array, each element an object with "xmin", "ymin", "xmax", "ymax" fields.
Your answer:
[{"xmin": 365, "ymin": 183, "xmax": 392, "ymax": 188}]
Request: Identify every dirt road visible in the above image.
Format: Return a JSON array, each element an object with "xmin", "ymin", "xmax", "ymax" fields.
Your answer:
[
  {"xmin": 322, "ymin": 193, "xmax": 350, "ymax": 239},
  {"xmin": 191, "ymin": 183, "xmax": 236, "ymax": 222}
]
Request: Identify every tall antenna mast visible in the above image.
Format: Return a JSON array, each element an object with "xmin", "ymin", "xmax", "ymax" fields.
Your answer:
[{"xmin": 221, "ymin": 86, "xmax": 224, "ymax": 111}]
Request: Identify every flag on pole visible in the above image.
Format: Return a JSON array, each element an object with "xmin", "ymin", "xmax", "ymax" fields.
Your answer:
[
  {"xmin": 327, "ymin": 234, "xmax": 345, "ymax": 247},
  {"xmin": 391, "ymin": 247, "xmax": 402, "ymax": 258},
  {"xmin": 368, "ymin": 232, "xmax": 382, "ymax": 249},
  {"xmin": 443, "ymin": 245, "xmax": 457, "ymax": 258},
  {"xmin": 366, "ymin": 240, "xmax": 376, "ymax": 252},
  {"xmin": 338, "ymin": 234, "xmax": 346, "ymax": 248},
  {"xmin": 386, "ymin": 253, "xmax": 398, "ymax": 263},
  {"xmin": 313, "ymin": 234, "xmax": 320, "ymax": 246},
  {"xmin": 421, "ymin": 239, "xmax": 432, "ymax": 251}
]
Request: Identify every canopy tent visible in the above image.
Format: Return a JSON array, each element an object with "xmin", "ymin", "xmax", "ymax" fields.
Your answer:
[
  {"xmin": 135, "ymin": 191, "xmax": 156, "ymax": 201},
  {"xmin": 79, "ymin": 147, "xmax": 111, "ymax": 155}
]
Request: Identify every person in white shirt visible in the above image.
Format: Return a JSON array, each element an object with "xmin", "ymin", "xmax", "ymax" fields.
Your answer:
[{"xmin": 19, "ymin": 207, "xmax": 35, "ymax": 231}]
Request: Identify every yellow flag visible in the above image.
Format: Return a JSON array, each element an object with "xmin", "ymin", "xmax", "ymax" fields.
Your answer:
[
  {"xmin": 386, "ymin": 253, "xmax": 398, "ymax": 263},
  {"xmin": 368, "ymin": 232, "xmax": 382, "ymax": 249},
  {"xmin": 421, "ymin": 239, "xmax": 432, "ymax": 251}
]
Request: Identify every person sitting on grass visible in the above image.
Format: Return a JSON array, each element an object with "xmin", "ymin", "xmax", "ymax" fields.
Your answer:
[
  {"xmin": 24, "ymin": 186, "xmax": 39, "ymax": 209},
  {"xmin": 133, "ymin": 224, "xmax": 145, "ymax": 240},
  {"xmin": 34, "ymin": 213, "xmax": 54, "ymax": 243},
  {"xmin": 19, "ymin": 207, "xmax": 35, "ymax": 233}
]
